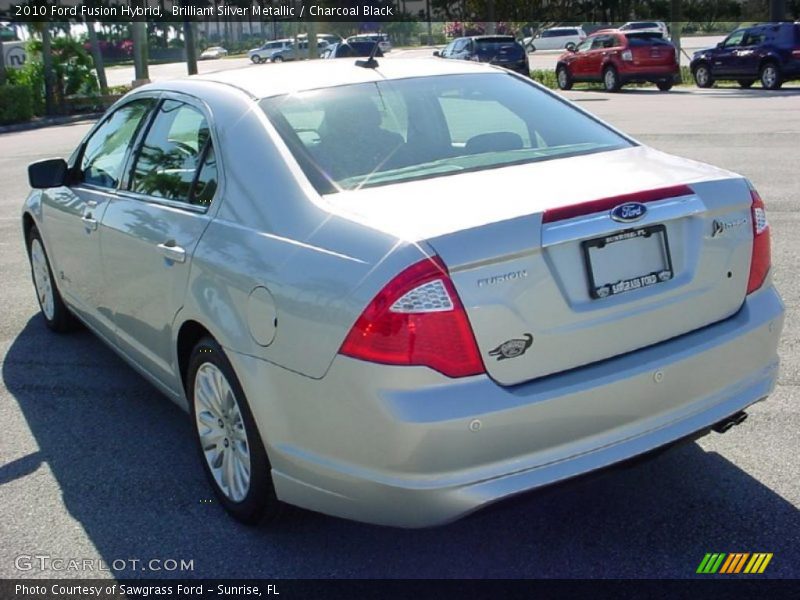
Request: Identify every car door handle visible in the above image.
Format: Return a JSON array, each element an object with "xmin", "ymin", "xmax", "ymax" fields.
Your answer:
[
  {"xmin": 81, "ymin": 214, "xmax": 98, "ymax": 231},
  {"xmin": 157, "ymin": 241, "xmax": 187, "ymax": 263}
]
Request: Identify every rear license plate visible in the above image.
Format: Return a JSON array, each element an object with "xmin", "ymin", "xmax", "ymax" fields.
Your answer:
[{"xmin": 582, "ymin": 224, "xmax": 673, "ymax": 299}]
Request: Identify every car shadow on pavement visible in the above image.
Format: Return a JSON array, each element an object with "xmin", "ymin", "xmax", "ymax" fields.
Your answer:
[{"xmin": 4, "ymin": 315, "xmax": 799, "ymax": 579}]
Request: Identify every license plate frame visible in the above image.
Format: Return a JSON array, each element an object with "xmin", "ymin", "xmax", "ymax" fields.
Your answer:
[{"xmin": 581, "ymin": 224, "xmax": 674, "ymax": 299}]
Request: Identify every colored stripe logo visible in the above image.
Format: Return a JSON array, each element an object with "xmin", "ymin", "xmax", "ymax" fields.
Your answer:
[{"xmin": 697, "ymin": 553, "xmax": 773, "ymax": 574}]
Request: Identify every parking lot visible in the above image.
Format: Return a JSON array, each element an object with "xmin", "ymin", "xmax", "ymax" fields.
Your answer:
[{"xmin": 1, "ymin": 84, "xmax": 798, "ymax": 579}]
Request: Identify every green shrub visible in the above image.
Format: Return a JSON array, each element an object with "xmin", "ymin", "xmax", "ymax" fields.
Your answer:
[
  {"xmin": 530, "ymin": 69, "xmax": 558, "ymax": 89},
  {"xmin": 0, "ymin": 84, "xmax": 34, "ymax": 124}
]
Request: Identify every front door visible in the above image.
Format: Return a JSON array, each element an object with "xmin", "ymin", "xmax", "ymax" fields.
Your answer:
[
  {"xmin": 42, "ymin": 98, "xmax": 155, "ymax": 333},
  {"xmin": 99, "ymin": 96, "xmax": 220, "ymax": 388},
  {"xmin": 713, "ymin": 29, "xmax": 746, "ymax": 76}
]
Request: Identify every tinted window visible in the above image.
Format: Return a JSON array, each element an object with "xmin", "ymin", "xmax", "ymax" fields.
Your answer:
[
  {"xmin": 723, "ymin": 30, "xmax": 745, "ymax": 47},
  {"xmin": 80, "ymin": 100, "xmax": 152, "ymax": 188},
  {"xmin": 626, "ymin": 33, "xmax": 672, "ymax": 46},
  {"xmin": 261, "ymin": 73, "xmax": 631, "ymax": 192},
  {"xmin": 129, "ymin": 100, "xmax": 215, "ymax": 206},
  {"xmin": 474, "ymin": 39, "xmax": 524, "ymax": 59}
]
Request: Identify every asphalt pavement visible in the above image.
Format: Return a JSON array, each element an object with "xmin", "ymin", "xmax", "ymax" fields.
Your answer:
[{"xmin": 0, "ymin": 84, "xmax": 798, "ymax": 579}]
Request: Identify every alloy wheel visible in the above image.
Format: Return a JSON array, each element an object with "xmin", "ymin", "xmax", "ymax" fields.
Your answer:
[
  {"xmin": 194, "ymin": 362, "xmax": 251, "ymax": 502},
  {"xmin": 30, "ymin": 239, "xmax": 55, "ymax": 320}
]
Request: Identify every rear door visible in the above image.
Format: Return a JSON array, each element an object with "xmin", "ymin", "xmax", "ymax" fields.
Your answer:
[{"xmin": 99, "ymin": 95, "xmax": 220, "ymax": 387}]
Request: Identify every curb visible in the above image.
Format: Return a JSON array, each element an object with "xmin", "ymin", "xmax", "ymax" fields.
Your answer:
[{"xmin": 0, "ymin": 112, "xmax": 103, "ymax": 135}]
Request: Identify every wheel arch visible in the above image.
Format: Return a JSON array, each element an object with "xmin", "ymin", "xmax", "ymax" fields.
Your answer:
[
  {"xmin": 176, "ymin": 319, "xmax": 214, "ymax": 392},
  {"xmin": 22, "ymin": 211, "xmax": 36, "ymax": 250}
]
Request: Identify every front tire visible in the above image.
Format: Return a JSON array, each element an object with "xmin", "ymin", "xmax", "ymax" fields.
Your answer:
[
  {"xmin": 603, "ymin": 66, "xmax": 621, "ymax": 92},
  {"xmin": 188, "ymin": 337, "xmax": 281, "ymax": 525},
  {"xmin": 251, "ymin": 55, "xmax": 262, "ymax": 64},
  {"xmin": 693, "ymin": 63, "xmax": 713, "ymax": 88},
  {"xmin": 27, "ymin": 226, "xmax": 76, "ymax": 332},
  {"xmin": 556, "ymin": 65, "xmax": 573, "ymax": 90},
  {"xmin": 759, "ymin": 62, "xmax": 783, "ymax": 90}
]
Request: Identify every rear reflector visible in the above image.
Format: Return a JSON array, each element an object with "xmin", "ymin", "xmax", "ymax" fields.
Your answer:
[
  {"xmin": 542, "ymin": 184, "xmax": 693, "ymax": 223},
  {"xmin": 747, "ymin": 186, "xmax": 771, "ymax": 294},
  {"xmin": 339, "ymin": 256, "xmax": 485, "ymax": 378}
]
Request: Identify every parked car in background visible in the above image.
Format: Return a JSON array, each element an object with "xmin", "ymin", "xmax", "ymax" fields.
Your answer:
[
  {"xmin": 619, "ymin": 21, "xmax": 670, "ymax": 39},
  {"xmin": 321, "ymin": 42, "xmax": 385, "ymax": 59},
  {"xmin": 248, "ymin": 39, "xmax": 292, "ymax": 64},
  {"xmin": 199, "ymin": 46, "xmax": 228, "ymax": 60},
  {"xmin": 524, "ymin": 26, "xmax": 587, "ymax": 51},
  {"xmin": 346, "ymin": 33, "xmax": 391, "ymax": 53},
  {"xmin": 22, "ymin": 58, "xmax": 782, "ymax": 528},
  {"xmin": 691, "ymin": 22, "xmax": 800, "ymax": 90},
  {"xmin": 556, "ymin": 30, "xmax": 679, "ymax": 91},
  {"xmin": 435, "ymin": 35, "xmax": 529, "ymax": 76},
  {"xmin": 270, "ymin": 39, "xmax": 330, "ymax": 62}
]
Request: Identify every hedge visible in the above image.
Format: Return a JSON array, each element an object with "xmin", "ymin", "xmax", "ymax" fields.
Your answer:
[{"xmin": 0, "ymin": 84, "xmax": 34, "ymax": 125}]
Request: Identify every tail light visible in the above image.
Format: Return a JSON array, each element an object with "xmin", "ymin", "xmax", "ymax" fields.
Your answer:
[
  {"xmin": 621, "ymin": 49, "xmax": 633, "ymax": 61},
  {"xmin": 792, "ymin": 49, "xmax": 800, "ymax": 58},
  {"xmin": 747, "ymin": 185, "xmax": 771, "ymax": 294},
  {"xmin": 339, "ymin": 256, "xmax": 485, "ymax": 378}
]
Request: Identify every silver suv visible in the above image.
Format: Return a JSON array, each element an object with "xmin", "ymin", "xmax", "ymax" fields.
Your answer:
[{"xmin": 248, "ymin": 39, "xmax": 292, "ymax": 64}]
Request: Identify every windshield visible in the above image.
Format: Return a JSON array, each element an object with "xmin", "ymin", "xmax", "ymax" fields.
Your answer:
[{"xmin": 260, "ymin": 73, "xmax": 632, "ymax": 193}]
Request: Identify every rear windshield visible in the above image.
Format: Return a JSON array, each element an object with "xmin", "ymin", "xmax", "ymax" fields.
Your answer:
[
  {"xmin": 474, "ymin": 39, "xmax": 525, "ymax": 59},
  {"xmin": 260, "ymin": 73, "xmax": 632, "ymax": 193},
  {"xmin": 625, "ymin": 32, "xmax": 672, "ymax": 45}
]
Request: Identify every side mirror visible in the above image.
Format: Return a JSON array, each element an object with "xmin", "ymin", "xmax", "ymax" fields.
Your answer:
[
  {"xmin": 432, "ymin": 50, "xmax": 440, "ymax": 57},
  {"xmin": 716, "ymin": 42, "xmax": 723, "ymax": 48},
  {"xmin": 28, "ymin": 158, "xmax": 68, "ymax": 189}
]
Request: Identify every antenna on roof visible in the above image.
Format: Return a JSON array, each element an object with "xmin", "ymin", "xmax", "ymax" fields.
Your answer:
[{"xmin": 355, "ymin": 41, "xmax": 380, "ymax": 69}]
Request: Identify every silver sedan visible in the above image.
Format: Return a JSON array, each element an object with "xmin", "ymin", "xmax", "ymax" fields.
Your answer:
[{"xmin": 21, "ymin": 58, "xmax": 783, "ymax": 527}]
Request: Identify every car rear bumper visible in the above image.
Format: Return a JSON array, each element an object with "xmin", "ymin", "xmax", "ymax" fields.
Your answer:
[
  {"xmin": 231, "ymin": 284, "xmax": 783, "ymax": 528},
  {"xmin": 620, "ymin": 64, "xmax": 679, "ymax": 82}
]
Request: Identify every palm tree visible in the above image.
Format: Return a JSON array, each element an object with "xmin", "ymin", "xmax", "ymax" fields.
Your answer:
[{"xmin": 86, "ymin": 21, "xmax": 108, "ymax": 95}]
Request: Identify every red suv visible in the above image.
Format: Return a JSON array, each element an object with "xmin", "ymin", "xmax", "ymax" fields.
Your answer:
[{"xmin": 556, "ymin": 30, "xmax": 679, "ymax": 92}]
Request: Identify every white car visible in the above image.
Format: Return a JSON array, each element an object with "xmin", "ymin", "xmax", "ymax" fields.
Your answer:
[
  {"xmin": 248, "ymin": 39, "xmax": 292, "ymax": 64},
  {"xmin": 199, "ymin": 46, "xmax": 228, "ymax": 60},
  {"xmin": 619, "ymin": 21, "xmax": 671, "ymax": 39},
  {"xmin": 346, "ymin": 33, "xmax": 392, "ymax": 53},
  {"xmin": 525, "ymin": 26, "xmax": 587, "ymax": 51}
]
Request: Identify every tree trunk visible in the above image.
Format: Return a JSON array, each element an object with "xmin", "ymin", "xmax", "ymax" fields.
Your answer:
[
  {"xmin": 670, "ymin": 0, "xmax": 682, "ymax": 82},
  {"xmin": 42, "ymin": 25, "xmax": 57, "ymax": 115},
  {"xmin": 306, "ymin": 20, "xmax": 317, "ymax": 60},
  {"xmin": 185, "ymin": 19, "xmax": 198, "ymax": 75},
  {"xmin": 87, "ymin": 21, "xmax": 108, "ymax": 95},
  {"xmin": 132, "ymin": 20, "xmax": 149, "ymax": 86},
  {"xmin": 769, "ymin": 0, "xmax": 786, "ymax": 20},
  {"xmin": 0, "ymin": 38, "xmax": 6, "ymax": 85}
]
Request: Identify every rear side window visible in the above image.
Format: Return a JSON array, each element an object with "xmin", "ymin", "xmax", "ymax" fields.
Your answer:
[
  {"xmin": 474, "ymin": 39, "xmax": 524, "ymax": 59},
  {"xmin": 79, "ymin": 99, "xmax": 153, "ymax": 189},
  {"xmin": 129, "ymin": 100, "xmax": 216, "ymax": 206}
]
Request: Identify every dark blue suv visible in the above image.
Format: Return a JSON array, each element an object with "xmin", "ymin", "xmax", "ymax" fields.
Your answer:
[{"xmin": 691, "ymin": 22, "xmax": 800, "ymax": 89}]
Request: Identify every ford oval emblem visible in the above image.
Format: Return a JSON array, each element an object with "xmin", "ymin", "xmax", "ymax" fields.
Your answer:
[{"xmin": 610, "ymin": 202, "xmax": 647, "ymax": 223}]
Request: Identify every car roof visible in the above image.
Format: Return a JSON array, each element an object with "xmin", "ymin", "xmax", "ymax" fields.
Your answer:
[{"xmin": 192, "ymin": 57, "xmax": 499, "ymax": 99}]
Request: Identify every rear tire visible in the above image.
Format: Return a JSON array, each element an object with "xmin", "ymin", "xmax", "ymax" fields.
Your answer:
[
  {"xmin": 737, "ymin": 79, "xmax": 755, "ymax": 88},
  {"xmin": 603, "ymin": 66, "xmax": 621, "ymax": 92},
  {"xmin": 656, "ymin": 79, "xmax": 673, "ymax": 91},
  {"xmin": 565, "ymin": 42, "xmax": 576, "ymax": 51},
  {"xmin": 272, "ymin": 55, "xmax": 284, "ymax": 63},
  {"xmin": 27, "ymin": 226, "xmax": 77, "ymax": 333},
  {"xmin": 187, "ymin": 337, "xmax": 282, "ymax": 525},
  {"xmin": 693, "ymin": 63, "xmax": 713, "ymax": 88},
  {"xmin": 759, "ymin": 62, "xmax": 782, "ymax": 90},
  {"xmin": 556, "ymin": 65, "xmax": 573, "ymax": 90}
]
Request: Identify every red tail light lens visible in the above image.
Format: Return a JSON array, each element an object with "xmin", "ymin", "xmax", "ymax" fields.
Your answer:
[
  {"xmin": 339, "ymin": 257, "xmax": 485, "ymax": 378},
  {"xmin": 747, "ymin": 186, "xmax": 771, "ymax": 294}
]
